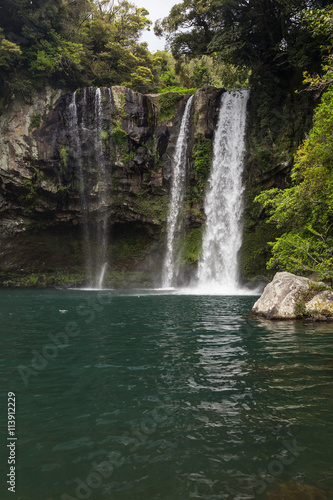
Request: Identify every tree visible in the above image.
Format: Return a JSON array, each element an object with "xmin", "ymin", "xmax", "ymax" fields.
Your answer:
[
  {"xmin": 0, "ymin": 0, "xmax": 163, "ymax": 93},
  {"xmin": 155, "ymin": 0, "xmax": 331, "ymax": 77},
  {"xmin": 152, "ymin": 50, "xmax": 179, "ymax": 88},
  {"xmin": 0, "ymin": 29, "xmax": 21, "ymax": 68},
  {"xmin": 255, "ymin": 7, "xmax": 333, "ymax": 282}
]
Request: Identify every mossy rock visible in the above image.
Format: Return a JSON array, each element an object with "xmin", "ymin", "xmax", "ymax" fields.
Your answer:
[
  {"xmin": 239, "ymin": 217, "xmax": 280, "ymax": 282},
  {"xmin": 112, "ymin": 124, "xmax": 128, "ymax": 146},
  {"xmin": 134, "ymin": 191, "xmax": 168, "ymax": 223},
  {"xmin": 156, "ymin": 92, "xmax": 184, "ymax": 123},
  {"xmin": 180, "ymin": 227, "xmax": 203, "ymax": 266}
]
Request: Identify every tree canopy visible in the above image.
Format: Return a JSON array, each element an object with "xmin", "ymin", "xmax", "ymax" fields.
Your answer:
[
  {"xmin": 255, "ymin": 7, "xmax": 333, "ymax": 282},
  {"xmin": 0, "ymin": 0, "xmax": 180, "ymax": 97},
  {"xmin": 155, "ymin": 0, "xmax": 331, "ymax": 79}
]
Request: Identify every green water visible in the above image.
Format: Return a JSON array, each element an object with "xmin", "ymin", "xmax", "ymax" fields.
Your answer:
[{"xmin": 0, "ymin": 289, "xmax": 333, "ymax": 500}]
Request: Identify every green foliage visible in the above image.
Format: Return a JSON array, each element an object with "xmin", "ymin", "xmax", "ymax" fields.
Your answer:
[
  {"xmin": 0, "ymin": 28, "xmax": 21, "ymax": 68},
  {"xmin": 156, "ymin": 0, "xmax": 329, "ymax": 80},
  {"xmin": 122, "ymin": 151, "xmax": 134, "ymax": 163},
  {"xmin": 172, "ymin": 54, "xmax": 250, "ymax": 90},
  {"xmin": 126, "ymin": 66, "xmax": 154, "ymax": 87},
  {"xmin": 248, "ymin": 9, "xmax": 333, "ymax": 283},
  {"xmin": 156, "ymin": 87, "xmax": 196, "ymax": 94},
  {"xmin": 301, "ymin": 6, "xmax": 333, "ymax": 89},
  {"xmin": 157, "ymin": 92, "xmax": 184, "ymax": 123},
  {"xmin": 103, "ymin": 269, "xmax": 157, "ymax": 288},
  {"xmin": 112, "ymin": 123, "xmax": 127, "ymax": 146},
  {"xmin": 251, "ymin": 138, "xmax": 275, "ymax": 170},
  {"xmin": 152, "ymin": 50, "xmax": 179, "ymax": 88},
  {"xmin": 192, "ymin": 136, "xmax": 212, "ymax": 186},
  {"xmin": 0, "ymin": 0, "xmax": 179, "ymax": 97},
  {"xmin": 187, "ymin": 135, "xmax": 213, "ymax": 206},
  {"xmin": 0, "ymin": 270, "xmax": 86, "ymax": 288},
  {"xmin": 239, "ymin": 216, "xmax": 280, "ymax": 282},
  {"xmin": 180, "ymin": 227, "xmax": 202, "ymax": 266},
  {"xmin": 109, "ymin": 231, "xmax": 150, "ymax": 263},
  {"xmin": 23, "ymin": 166, "xmax": 45, "ymax": 202},
  {"xmin": 30, "ymin": 113, "xmax": 42, "ymax": 130},
  {"xmin": 294, "ymin": 281, "xmax": 331, "ymax": 317},
  {"xmin": 60, "ymin": 146, "xmax": 68, "ymax": 167},
  {"xmin": 266, "ymin": 229, "xmax": 333, "ymax": 282},
  {"xmin": 28, "ymin": 30, "xmax": 84, "ymax": 77},
  {"xmin": 255, "ymin": 79, "xmax": 333, "ymax": 281},
  {"xmin": 135, "ymin": 190, "xmax": 168, "ymax": 223},
  {"xmin": 0, "ymin": 0, "xmax": 328, "ymax": 98},
  {"xmin": 19, "ymin": 165, "xmax": 47, "ymax": 215}
]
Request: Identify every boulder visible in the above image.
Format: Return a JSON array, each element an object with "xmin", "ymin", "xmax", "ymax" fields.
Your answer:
[
  {"xmin": 251, "ymin": 271, "xmax": 333, "ymax": 320},
  {"xmin": 251, "ymin": 272, "xmax": 311, "ymax": 319},
  {"xmin": 305, "ymin": 290, "xmax": 333, "ymax": 317}
]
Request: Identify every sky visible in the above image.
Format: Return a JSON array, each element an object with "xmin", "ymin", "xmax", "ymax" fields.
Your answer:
[{"xmin": 131, "ymin": 0, "xmax": 177, "ymax": 52}]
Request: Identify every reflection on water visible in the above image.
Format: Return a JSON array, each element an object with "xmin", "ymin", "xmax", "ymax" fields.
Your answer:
[{"xmin": 0, "ymin": 290, "xmax": 332, "ymax": 499}]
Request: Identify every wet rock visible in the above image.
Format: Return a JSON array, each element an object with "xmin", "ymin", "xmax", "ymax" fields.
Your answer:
[
  {"xmin": 193, "ymin": 85, "xmax": 224, "ymax": 138},
  {"xmin": 265, "ymin": 480, "xmax": 328, "ymax": 499},
  {"xmin": 0, "ymin": 85, "xmax": 221, "ymax": 278}
]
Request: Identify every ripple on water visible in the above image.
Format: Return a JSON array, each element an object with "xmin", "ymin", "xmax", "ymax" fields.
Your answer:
[{"xmin": 0, "ymin": 290, "xmax": 332, "ymax": 499}]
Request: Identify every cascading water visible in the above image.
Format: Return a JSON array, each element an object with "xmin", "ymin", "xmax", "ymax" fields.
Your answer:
[
  {"xmin": 162, "ymin": 94, "xmax": 194, "ymax": 288},
  {"xmin": 197, "ymin": 90, "xmax": 249, "ymax": 293},
  {"xmin": 68, "ymin": 92, "xmax": 93, "ymax": 279},
  {"xmin": 94, "ymin": 88, "xmax": 110, "ymax": 289},
  {"xmin": 68, "ymin": 88, "xmax": 112, "ymax": 289}
]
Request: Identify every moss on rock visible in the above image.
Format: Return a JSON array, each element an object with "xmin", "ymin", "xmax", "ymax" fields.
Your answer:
[{"xmin": 156, "ymin": 92, "xmax": 184, "ymax": 123}]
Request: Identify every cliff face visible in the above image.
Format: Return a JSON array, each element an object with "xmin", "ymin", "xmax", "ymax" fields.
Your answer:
[
  {"xmin": 0, "ymin": 85, "xmax": 222, "ymax": 287},
  {"xmin": 0, "ymin": 83, "xmax": 314, "ymax": 288}
]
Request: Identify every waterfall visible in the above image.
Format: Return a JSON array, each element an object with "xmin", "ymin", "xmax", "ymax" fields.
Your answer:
[
  {"xmin": 94, "ymin": 88, "xmax": 110, "ymax": 289},
  {"xmin": 197, "ymin": 90, "xmax": 249, "ymax": 293},
  {"xmin": 68, "ymin": 92, "xmax": 93, "ymax": 280},
  {"xmin": 68, "ymin": 88, "xmax": 111, "ymax": 289},
  {"xmin": 162, "ymin": 94, "xmax": 194, "ymax": 288}
]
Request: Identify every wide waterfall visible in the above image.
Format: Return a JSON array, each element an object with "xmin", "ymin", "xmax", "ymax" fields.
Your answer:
[
  {"xmin": 162, "ymin": 94, "xmax": 194, "ymax": 288},
  {"xmin": 68, "ymin": 88, "xmax": 112, "ymax": 289},
  {"xmin": 197, "ymin": 90, "xmax": 249, "ymax": 293}
]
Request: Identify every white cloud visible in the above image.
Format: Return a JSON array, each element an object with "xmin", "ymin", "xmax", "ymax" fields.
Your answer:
[{"xmin": 131, "ymin": 0, "xmax": 176, "ymax": 52}]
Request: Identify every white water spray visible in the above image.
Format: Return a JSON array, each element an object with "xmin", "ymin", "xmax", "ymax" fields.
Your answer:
[
  {"xmin": 94, "ymin": 88, "xmax": 110, "ymax": 289},
  {"xmin": 162, "ymin": 94, "xmax": 194, "ymax": 287},
  {"xmin": 68, "ymin": 88, "xmax": 111, "ymax": 289},
  {"xmin": 68, "ymin": 92, "xmax": 93, "ymax": 279},
  {"xmin": 197, "ymin": 90, "xmax": 249, "ymax": 294}
]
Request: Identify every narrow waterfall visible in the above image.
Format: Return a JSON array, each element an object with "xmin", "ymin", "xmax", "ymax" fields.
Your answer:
[
  {"xmin": 68, "ymin": 92, "xmax": 93, "ymax": 280},
  {"xmin": 197, "ymin": 90, "xmax": 249, "ymax": 293},
  {"xmin": 94, "ymin": 88, "xmax": 110, "ymax": 289},
  {"xmin": 162, "ymin": 94, "xmax": 194, "ymax": 288},
  {"xmin": 68, "ymin": 88, "xmax": 112, "ymax": 289}
]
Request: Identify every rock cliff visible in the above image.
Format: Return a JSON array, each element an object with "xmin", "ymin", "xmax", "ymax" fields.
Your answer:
[{"xmin": 0, "ymin": 85, "xmax": 222, "ymax": 287}]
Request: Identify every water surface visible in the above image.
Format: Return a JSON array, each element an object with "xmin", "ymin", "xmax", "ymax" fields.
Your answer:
[{"xmin": 0, "ymin": 289, "xmax": 332, "ymax": 499}]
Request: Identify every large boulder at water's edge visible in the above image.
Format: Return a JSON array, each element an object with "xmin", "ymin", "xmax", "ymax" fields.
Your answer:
[{"xmin": 251, "ymin": 272, "xmax": 333, "ymax": 320}]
